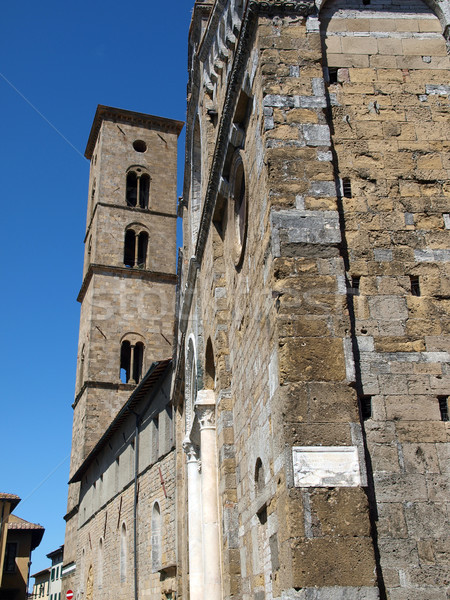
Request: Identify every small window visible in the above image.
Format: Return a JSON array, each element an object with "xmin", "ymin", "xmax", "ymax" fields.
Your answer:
[
  {"xmin": 126, "ymin": 172, "xmax": 138, "ymax": 207},
  {"xmin": 133, "ymin": 342, "xmax": 144, "ymax": 383},
  {"xmin": 139, "ymin": 174, "xmax": 150, "ymax": 209},
  {"xmin": 4, "ymin": 543, "xmax": 17, "ymax": 573},
  {"xmin": 349, "ymin": 276, "xmax": 360, "ymax": 296},
  {"xmin": 231, "ymin": 155, "xmax": 248, "ymax": 268},
  {"xmin": 438, "ymin": 396, "xmax": 449, "ymax": 422},
  {"xmin": 410, "ymin": 276, "xmax": 421, "ymax": 296},
  {"xmin": 255, "ymin": 458, "xmax": 265, "ymax": 494},
  {"xmin": 137, "ymin": 232, "xmax": 148, "ymax": 268},
  {"xmin": 328, "ymin": 67, "xmax": 338, "ymax": 84},
  {"xmin": 124, "ymin": 229, "xmax": 136, "ymax": 268},
  {"xmin": 133, "ymin": 140, "xmax": 147, "ymax": 153},
  {"xmin": 120, "ymin": 341, "xmax": 131, "ymax": 383},
  {"xmin": 360, "ymin": 396, "xmax": 372, "ymax": 421},
  {"xmin": 342, "ymin": 178, "xmax": 352, "ymax": 198},
  {"xmin": 120, "ymin": 524, "xmax": 127, "ymax": 582},
  {"xmin": 257, "ymin": 504, "xmax": 267, "ymax": 525}
]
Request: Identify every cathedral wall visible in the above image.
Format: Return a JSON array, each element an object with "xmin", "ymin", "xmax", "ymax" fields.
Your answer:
[
  {"xmin": 70, "ymin": 373, "xmax": 176, "ymax": 600},
  {"xmin": 321, "ymin": 1, "xmax": 450, "ymax": 597}
]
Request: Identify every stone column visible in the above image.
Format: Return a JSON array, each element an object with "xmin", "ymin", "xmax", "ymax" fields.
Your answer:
[
  {"xmin": 183, "ymin": 438, "xmax": 203, "ymax": 600},
  {"xmin": 195, "ymin": 390, "xmax": 221, "ymax": 600}
]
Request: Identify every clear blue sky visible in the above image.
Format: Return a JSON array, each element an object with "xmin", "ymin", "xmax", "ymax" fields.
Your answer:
[{"xmin": 0, "ymin": 0, "xmax": 192, "ymax": 578}]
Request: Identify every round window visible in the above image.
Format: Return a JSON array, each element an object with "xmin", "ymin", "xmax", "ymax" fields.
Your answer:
[{"xmin": 133, "ymin": 140, "xmax": 147, "ymax": 153}]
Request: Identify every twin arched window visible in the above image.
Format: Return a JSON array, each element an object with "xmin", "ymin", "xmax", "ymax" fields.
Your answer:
[
  {"xmin": 120, "ymin": 337, "xmax": 144, "ymax": 384},
  {"xmin": 124, "ymin": 228, "xmax": 149, "ymax": 269},
  {"xmin": 126, "ymin": 169, "xmax": 150, "ymax": 209}
]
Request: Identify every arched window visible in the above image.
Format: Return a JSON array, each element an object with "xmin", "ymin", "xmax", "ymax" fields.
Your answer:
[
  {"xmin": 126, "ymin": 172, "xmax": 138, "ymax": 207},
  {"xmin": 124, "ymin": 230, "xmax": 136, "ymax": 267},
  {"xmin": 151, "ymin": 502, "xmax": 162, "ymax": 572},
  {"xmin": 137, "ymin": 231, "xmax": 148, "ymax": 268},
  {"xmin": 205, "ymin": 337, "xmax": 215, "ymax": 389},
  {"xmin": 255, "ymin": 458, "xmax": 265, "ymax": 494},
  {"xmin": 126, "ymin": 168, "xmax": 150, "ymax": 209},
  {"xmin": 98, "ymin": 538, "xmax": 103, "ymax": 589},
  {"xmin": 120, "ymin": 335, "xmax": 145, "ymax": 384},
  {"xmin": 120, "ymin": 523, "xmax": 127, "ymax": 582},
  {"xmin": 191, "ymin": 117, "xmax": 202, "ymax": 244},
  {"xmin": 123, "ymin": 227, "xmax": 149, "ymax": 269},
  {"xmin": 230, "ymin": 151, "xmax": 248, "ymax": 267}
]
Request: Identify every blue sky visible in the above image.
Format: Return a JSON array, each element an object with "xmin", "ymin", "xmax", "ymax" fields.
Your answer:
[{"xmin": 0, "ymin": 0, "xmax": 192, "ymax": 577}]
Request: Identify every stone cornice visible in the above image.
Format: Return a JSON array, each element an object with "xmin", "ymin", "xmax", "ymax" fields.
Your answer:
[
  {"xmin": 255, "ymin": 0, "xmax": 315, "ymax": 15},
  {"xmin": 84, "ymin": 201, "xmax": 177, "ymax": 243},
  {"xmin": 77, "ymin": 264, "xmax": 177, "ymax": 303},
  {"xmin": 85, "ymin": 105, "xmax": 184, "ymax": 160},
  {"xmin": 73, "ymin": 379, "xmax": 135, "ymax": 409}
]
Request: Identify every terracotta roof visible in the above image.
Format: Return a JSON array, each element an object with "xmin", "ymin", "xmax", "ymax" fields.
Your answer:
[
  {"xmin": 31, "ymin": 567, "xmax": 51, "ymax": 578},
  {"xmin": 8, "ymin": 516, "xmax": 45, "ymax": 550},
  {"xmin": 0, "ymin": 493, "xmax": 21, "ymax": 510}
]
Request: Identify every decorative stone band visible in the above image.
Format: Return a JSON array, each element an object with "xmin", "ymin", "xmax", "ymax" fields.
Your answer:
[{"xmin": 252, "ymin": 0, "xmax": 316, "ymax": 16}]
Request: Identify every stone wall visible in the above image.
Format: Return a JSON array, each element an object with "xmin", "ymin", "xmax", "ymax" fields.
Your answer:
[{"xmin": 178, "ymin": 1, "xmax": 449, "ymax": 599}]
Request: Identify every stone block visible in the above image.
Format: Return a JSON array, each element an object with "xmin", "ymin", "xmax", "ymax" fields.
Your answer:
[
  {"xmin": 376, "ymin": 502, "xmax": 408, "ymax": 539},
  {"xmin": 279, "ymin": 338, "xmax": 346, "ymax": 383},
  {"xmin": 341, "ymin": 37, "xmax": 378, "ymax": 56},
  {"xmin": 405, "ymin": 502, "xmax": 448, "ymax": 539},
  {"xmin": 378, "ymin": 538, "xmax": 418, "ymax": 568},
  {"xmin": 385, "ymin": 395, "xmax": 441, "ymax": 421},
  {"xmin": 373, "ymin": 473, "xmax": 428, "ymax": 502},
  {"xmin": 291, "ymin": 537, "xmax": 376, "ymax": 588},
  {"xmin": 309, "ymin": 487, "xmax": 371, "ymax": 537},
  {"xmin": 402, "ymin": 443, "xmax": 440, "ymax": 474}
]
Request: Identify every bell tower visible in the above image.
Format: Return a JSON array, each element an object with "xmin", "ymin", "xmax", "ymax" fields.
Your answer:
[
  {"xmin": 70, "ymin": 106, "xmax": 183, "ymax": 470},
  {"xmin": 63, "ymin": 106, "xmax": 183, "ymax": 586}
]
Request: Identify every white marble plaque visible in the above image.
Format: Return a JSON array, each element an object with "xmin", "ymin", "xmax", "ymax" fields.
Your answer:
[{"xmin": 292, "ymin": 446, "xmax": 361, "ymax": 487}]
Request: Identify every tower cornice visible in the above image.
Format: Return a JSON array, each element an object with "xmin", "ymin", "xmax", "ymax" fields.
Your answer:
[
  {"xmin": 77, "ymin": 264, "xmax": 177, "ymax": 303},
  {"xmin": 85, "ymin": 105, "xmax": 184, "ymax": 160}
]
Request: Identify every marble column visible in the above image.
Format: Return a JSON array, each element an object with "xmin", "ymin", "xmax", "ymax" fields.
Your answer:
[
  {"xmin": 195, "ymin": 389, "xmax": 221, "ymax": 600},
  {"xmin": 183, "ymin": 438, "xmax": 203, "ymax": 600}
]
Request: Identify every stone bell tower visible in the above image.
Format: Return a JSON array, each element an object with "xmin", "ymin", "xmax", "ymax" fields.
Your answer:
[{"xmin": 63, "ymin": 105, "xmax": 183, "ymax": 583}]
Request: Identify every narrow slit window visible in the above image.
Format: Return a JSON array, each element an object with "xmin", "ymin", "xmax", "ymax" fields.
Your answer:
[
  {"xmin": 410, "ymin": 276, "xmax": 420, "ymax": 296},
  {"xmin": 133, "ymin": 342, "xmax": 144, "ymax": 383},
  {"xmin": 126, "ymin": 172, "xmax": 138, "ymax": 207},
  {"xmin": 328, "ymin": 67, "xmax": 338, "ymax": 84},
  {"xmin": 349, "ymin": 276, "xmax": 360, "ymax": 296},
  {"xmin": 360, "ymin": 395, "xmax": 372, "ymax": 421},
  {"xmin": 257, "ymin": 504, "xmax": 267, "ymax": 525},
  {"xmin": 120, "ymin": 341, "xmax": 131, "ymax": 383},
  {"xmin": 139, "ymin": 174, "xmax": 150, "ymax": 209},
  {"xmin": 342, "ymin": 178, "xmax": 352, "ymax": 198},
  {"xmin": 124, "ymin": 230, "xmax": 136, "ymax": 267},
  {"xmin": 438, "ymin": 396, "xmax": 449, "ymax": 422},
  {"xmin": 137, "ymin": 232, "xmax": 148, "ymax": 268}
]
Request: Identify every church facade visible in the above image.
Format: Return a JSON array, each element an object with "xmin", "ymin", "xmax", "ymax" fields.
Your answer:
[{"xmin": 63, "ymin": 1, "xmax": 450, "ymax": 600}]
